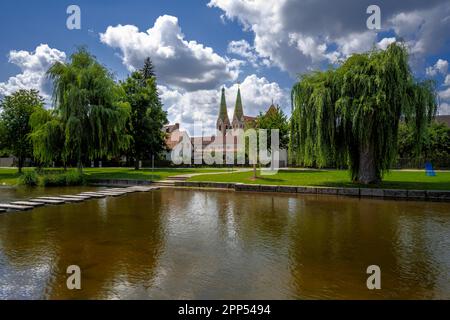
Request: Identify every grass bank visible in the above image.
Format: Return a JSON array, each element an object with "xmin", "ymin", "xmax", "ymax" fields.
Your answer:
[
  {"xmin": 0, "ymin": 167, "xmax": 228, "ymax": 186},
  {"xmin": 188, "ymin": 169, "xmax": 450, "ymax": 190}
]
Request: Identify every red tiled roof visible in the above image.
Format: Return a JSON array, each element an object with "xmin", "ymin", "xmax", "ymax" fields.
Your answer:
[
  {"xmin": 191, "ymin": 136, "xmax": 215, "ymax": 147},
  {"xmin": 163, "ymin": 123, "xmax": 180, "ymax": 133},
  {"xmin": 435, "ymin": 115, "xmax": 450, "ymax": 127},
  {"xmin": 244, "ymin": 115, "xmax": 256, "ymax": 122}
]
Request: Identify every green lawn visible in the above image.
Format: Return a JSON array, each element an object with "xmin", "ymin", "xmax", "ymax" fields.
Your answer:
[
  {"xmin": 0, "ymin": 167, "xmax": 228, "ymax": 186},
  {"xmin": 188, "ymin": 169, "xmax": 450, "ymax": 190},
  {"xmin": 2, "ymin": 167, "xmax": 450, "ymax": 190},
  {"xmin": 83, "ymin": 167, "xmax": 227, "ymax": 181},
  {"xmin": 0, "ymin": 168, "xmax": 22, "ymax": 186}
]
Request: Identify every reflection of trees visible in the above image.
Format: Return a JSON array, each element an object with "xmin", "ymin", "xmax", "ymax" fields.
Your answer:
[
  {"xmin": 287, "ymin": 196, "xmax": 449, "ymax": 299},
  {"xmin": 1, "ymin": 189, "xmax": 449, "ymax": 299},
  {"xmin": 225, "ymin": 193, "xmax": 291, "ymax": 244},
  {"xmin": 0, "ymin": 190, "xmax": 165, "ymax": 299}
]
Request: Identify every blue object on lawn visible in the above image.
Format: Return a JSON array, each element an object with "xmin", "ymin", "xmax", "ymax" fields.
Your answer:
[{"xmin": 425, "ymin": 161, "xmax": 436, "ymax": 176}]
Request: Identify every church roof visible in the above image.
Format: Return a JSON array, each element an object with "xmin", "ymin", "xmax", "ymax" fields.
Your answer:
[{"xmin": 266, "ymin": 103, "xmax": 278, "ymax": 116}]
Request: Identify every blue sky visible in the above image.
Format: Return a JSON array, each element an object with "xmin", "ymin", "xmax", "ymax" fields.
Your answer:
[{"xmin": 1, "ymin": 0, "xmax": 450, "ymax": 133}]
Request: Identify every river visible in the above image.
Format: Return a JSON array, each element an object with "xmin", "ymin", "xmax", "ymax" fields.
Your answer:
[{"xmin": 0, "ymin": 187, "xmax": 449, "ymax": 299}]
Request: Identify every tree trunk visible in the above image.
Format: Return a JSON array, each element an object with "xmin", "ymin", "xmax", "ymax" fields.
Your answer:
[
  {"xmin": 17, "ymin": 156, "xmax": 23, "ymax": 174},
  {"xmin": 357, "ymin": 143, "xmax": 379, "ymax": 184},
  {"xmin": 253, "ymin": 164, "xmax": 257, "ymax": 179},
  {"xmin": 77, "ymin": 149, "xmax": 83, "ymax": 174},
  {"xmin": 134, "ymin": 158, "xmax": 140, "ymax": 170}
]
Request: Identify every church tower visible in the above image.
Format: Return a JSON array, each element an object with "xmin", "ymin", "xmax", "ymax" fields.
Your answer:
[
  {"xmin": 232, "ymin": 86, "xmax": 244, "ymax": 129},
  {"xmin": 216, "ymin": 87, "xmax": 230, "ymax": 135}
]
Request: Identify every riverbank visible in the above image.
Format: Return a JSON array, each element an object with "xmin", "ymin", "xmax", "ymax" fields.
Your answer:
[
  {"xmin": 2, "ymin": 167, "xmax": 450, "ymax": 189},
  {"xmin": 188, "ymin": 169, "xmax": 450, "ymax": 191},
  {"xmin": 172, "ymin": 181, "xmax": 450, "ymax": 201},
  {"xmin": 0, "ymin": 167, "xmax": 229, "ymax": 186}
]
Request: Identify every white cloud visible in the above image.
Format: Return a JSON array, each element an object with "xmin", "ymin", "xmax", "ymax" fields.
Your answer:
[
  {"xmin": 0, "ymin": 44, "xmax": 66, "ymax": 100},
  {"xmin": 426, "ymin": 59, "xmax": 449, "ymax": 76},
  {"xmin": 208, "ymin": 0, "xmax": 450, "ymax": 75},
  {"xmin": 227, "ymin": 39, "xmax": 262, "ymax": 67},
  {"xmin": 160, "ymin": 74, "xmax": 289, "ymax": 135},
  {"xmin": 225, "ymin": 74, "xmax": 290, "ymax": 117},
  {"xmin": 445, "ymin": 75, "xmax": 450, "ymax": 86},
  {"xmin": 439, "ymin": 87, "xmax": 450, "ymax": 100},
  {"xmin": 389, "ymin": 4, "xmax": 450, "ymax": 56},
  {"xmin": 438, "ymin": 102, "xmax": 450, "ymax": 115},
  {"xmin": 100, "ymin": 15, "xmax": 241, "ymax": 91},
  {"xmin": 335, "ymin": 32, "xmax": 377, "ymax": 57},
  {"xmin": 377, "ymin": 37, "xmax": 397, "ymax": 50}
]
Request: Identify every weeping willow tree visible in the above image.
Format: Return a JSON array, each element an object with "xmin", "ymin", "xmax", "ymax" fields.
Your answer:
[
  {"xmin": 290, "ymin": 43, "xmax": 437, "ymax": 184},
  {"xmin": 28, "ymin": 108, "xmax": 64, "ymax": 166},
  {"xmin": 47, "ymin": 48, "xmax": 131, "ymax": 172}
]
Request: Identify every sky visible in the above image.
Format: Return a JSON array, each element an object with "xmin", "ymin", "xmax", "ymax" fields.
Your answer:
[{"xmin": 1, "ymin": 0, "xmax": 450, "ymax": 134}]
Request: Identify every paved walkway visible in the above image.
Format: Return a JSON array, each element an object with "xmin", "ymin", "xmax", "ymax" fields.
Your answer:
[
  {"xmin": 168, "ymin": 168, "xmax": 252, "ymax": 179},
  {"xmin": 154, "ymin": 168, "xmax": 252, "ymax": 187}
]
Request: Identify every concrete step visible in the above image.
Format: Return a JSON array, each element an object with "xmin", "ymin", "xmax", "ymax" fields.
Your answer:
[
  {"xmin": 95, "ymin": 192, "xmax": 126, "ymax": 197},
  {"xmin": 166, "ymin": 176, "xmax": 189, "ymax": 181},
  {"xmin": 0, "ymin": 203, "xmax": 33, "ymax": 211},
  {"xmin": 36, "ymin": 197, "xmax": 69, "ymax": 202},
  {"xmin": 157, "ymin": 180, "xmax": 176, "ymax": 184},
  {"xmin": 56, "ymin": 197, "xmax": 84, "ymax": 203},
  {"xmin": 128, "ymin": 186, "xmax": 160, "ymax": 192},
  {"xmin": 0, "ymin": 208, "xmax": 5, "ymax": 213},
  {"xmin": 78, "ymin": 193, "xmax": 106, "ymax": 198},
  {"xmin": 62, "ymin": 195, "xmax": 91, "ymax": 200},
  {"xmin": 11, "ymin": 201, "xmax": 45, "ymax": 207},
  {"xmin": 30, "ymin": 198, "xmax": 65, "ymax": 205}
]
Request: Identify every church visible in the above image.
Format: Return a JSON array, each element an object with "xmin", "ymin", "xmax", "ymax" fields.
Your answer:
[
  {"xmin": 163, "ymin": 86, "xmax": 287, "ymax": 165},
  {"xmin": 216, "ymin": 86, "xmax": 256, "ymax": 134}
]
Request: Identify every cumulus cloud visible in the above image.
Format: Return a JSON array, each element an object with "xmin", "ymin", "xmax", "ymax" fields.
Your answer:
[
  {"xmin": 438, "ymin": 102, "xmax": 450, "ymax": 115},
  {"xmin": 377, "ymin": 37, "xmax": 397, "ymax": 50},
  {"xmin": 227, "ymin": 39, "xmax": 263, "ymax": 67},
  {"xmin": 389, "ymin": 5, "xmax": 450, "ymax": 56},
  {"xmin": 100, "ymin": 15, "xmax": 241, "ymax": 91},
  {"xmin": 225, "ymin": 74, "xmax": 290, "ymax": 117},
  {"xmin": 160, "ymin": 74, "xmax": 289, "ymax": 135},
  {"xmin": 445, "ymin": 75, "xmax": 450, "ymax": 86},
  {"xmin": 426, "ymin": 59, "xmax": 449, "ymax": 76},
  {"xmin": 208, "ymin": 0, "xmax": 450, "ymax": 75},
  {"xmin": 0, "ymin": 44, "xmax": 66, "ymax": 100},
  {"xmin": 439, "ymin": 87, "xmax": 450, "ymax": 100}
]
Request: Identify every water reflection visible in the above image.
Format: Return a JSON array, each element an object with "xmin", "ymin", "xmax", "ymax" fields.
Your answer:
[{"xmin": 0, "ymin": 188, "xmax": 449, "ymax": 299}]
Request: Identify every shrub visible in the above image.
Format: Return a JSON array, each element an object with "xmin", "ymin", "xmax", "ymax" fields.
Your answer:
[
  {"xmin": 39, "ymin": 171, "xmax": 86, "ymax": 187},
  {"xmin": 18, "ymin": 170, "xmax": 39, "ymax": 186},
  {"xmin": 65, "ymin": 171, "xmax": 86, "ymax": 186}
]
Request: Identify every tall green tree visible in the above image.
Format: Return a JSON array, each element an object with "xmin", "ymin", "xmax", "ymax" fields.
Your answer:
[
  {"xmin": 398, "ymin": 121, "xmax": 450, "ymax": 166},
  {"xmin": 290, "ymin": 43, "xmax": 437, "ymax": 184},
  {"xmin": 121, "ymin": 57, "xmax": 167, "ymax": 170},
  {"xmin": 47, "ymin": 48, "xmax": 131, "ymax": 172},
  {"xmin": 0, "ymin": 89, "xmax": 44, "ymax": 172},
  {"xmin": 0, "ymin": 119, "xmax": 7, "ymax": 156},
  {"xmin": 256, "ymin": 104, "xmax": 289, "ymax": 150},
  {"xmin": 255, "ymin": 104, "xmax": 289, "ymax": 178},
  {"xmin": 29, "ymin": 108, "xmax": 64, "ymax": 167},
  {"xmin": 141, "ymin": 57, "xmax": 156, "ymax": 80}
]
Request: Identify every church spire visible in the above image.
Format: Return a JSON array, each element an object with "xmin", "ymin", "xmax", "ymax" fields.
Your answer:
[
  {"xmin": 216, "ymin": 87, "xmax": 230, "ymax": 132},
  {"xmin": 233, "ymin": 86, "xmax": 244, "ymax": 122}
]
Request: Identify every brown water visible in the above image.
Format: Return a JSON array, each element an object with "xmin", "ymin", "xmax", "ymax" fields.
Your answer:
[{"xmin": 0, "ymin": 187, "xmax": 449, "ymax": 299}]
